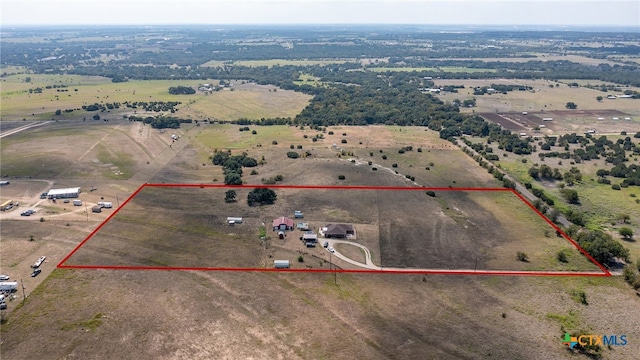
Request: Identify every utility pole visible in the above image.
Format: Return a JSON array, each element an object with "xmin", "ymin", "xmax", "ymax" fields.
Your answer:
[
  {"xmin": 116, "ymin": 196, "xmax": 119, "ymax": 208},
  {"xmin": 329, "ymin": 251, "xmax": 336, "ymax": 286},
  {"xmin": 21, "ymin": 278, "xmax": 26, "ymax": 304},
  {"xmin": 85, "ymin": 204, "xmax": 88, "ymax": 221}
]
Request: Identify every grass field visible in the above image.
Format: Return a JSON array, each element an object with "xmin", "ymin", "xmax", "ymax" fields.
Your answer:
[
  {"xmin": 434, "ymin": 78, "xmax": 640, "ymax": 115},
  {"xmin": 0, "ymin": 75, "xmax": 311, "ymax": 121},
  {"xmin": 368, "ymin": 66, "xmax": 497, "ymax": 73},
  {"xmin": 201, "ymin": 59, "xmax": 353, "ymax": 67},
  {"xmin": 2, "ymin": 120, "xmax": 640, "ymax": 360}
]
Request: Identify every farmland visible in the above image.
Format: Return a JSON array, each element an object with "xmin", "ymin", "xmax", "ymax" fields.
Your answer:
[
  {"xmin": 0, "ymin": 76, "xmax": 311, "ymax": 121},
  {"xmin": 1, "ymin": 25, "xmax": 640, "ymax": 360}
]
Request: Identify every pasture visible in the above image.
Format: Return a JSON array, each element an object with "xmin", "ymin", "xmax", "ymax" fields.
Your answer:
[
  {"xmin": 0, "ymin": 75, "xmax": 311, "ymax": 121},
  {"xmin": 201, "ymin": 59, "xmax": 353, "ymax": 67},
  {"xmin": 2, "ymin": 122, "xmax": 639, "ymax": 360},
  {"xmin": 368, "ymin": 66, "xmax": 497, "ymax": 73},
  {"xmin": 434, "ymin": 78, "xmax": 640, "ymax": 116}
]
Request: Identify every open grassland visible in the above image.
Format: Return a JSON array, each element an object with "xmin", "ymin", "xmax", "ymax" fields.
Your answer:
[
  {"xmin": 1, "ymin": 268, "xmax": 638, "ymax": 360},
  {"xmin": 1, "ymin": 121, "xmax": 639, "ymax": 360},
  {"xmin": 201, "ymin": 59, "xmax": 353, "ymax": 67},
  {"xmin": 368, "ymin": 66, "xmax": 497, "ymax": 73},
  {"xmin": 194, "ymin": 124, "xmax": 298, "ymax": 150},
  {"xmin": 432, "ymin": 54, "xmax": 631, "ymax": 67},
  {"xmin": 1, "ymin": 75, "xmax": 311, "ymax": 121},
  {"xmin": 0, "ymin": 121, "xmax": 172, "ymax": 180},
  {"xmin": 435, "ymin": 78, "xmax": 640, "ymax": 115},
  {"xmin": 184, "ymin": 83, "xmax": 311, "ymax": 120}
]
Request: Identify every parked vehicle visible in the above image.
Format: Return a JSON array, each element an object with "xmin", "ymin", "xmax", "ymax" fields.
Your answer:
[
  {"xmin": 31, "ymin": 269, "xmax": 42, "ymax": 277},
  {"xmin": 328, "ymin": 247, "xmax": 335, "ymax": 253},
  {"xmin": 0, "ymin": 275, "xmax": 9, "ymax": 281},
  {"xmin": 323, "ymin": 241, "xmax": 329, "ymax": 248},
  {"xmin": 31, "ymin": 255, "xmax": 46, "ymax": 268}
]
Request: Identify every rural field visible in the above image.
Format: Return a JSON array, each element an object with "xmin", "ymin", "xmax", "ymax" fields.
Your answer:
[
  {"xmin": 434, "ymin": 78, "xmax": 640, "ymax": 117},
  {"xmin": 0, "ymin": 75, "xmax": 311, "ymax": 121},
  {"xmin": 2, "ymin": 24, "xmax": 640, "ymax": 360},
  {"xmin": 4, "ymin": 117, "xmax": 637, "ymax": 359},
  {"xmin": 62, "ymin": 184, "xmax": 601, "ymax": 273}
]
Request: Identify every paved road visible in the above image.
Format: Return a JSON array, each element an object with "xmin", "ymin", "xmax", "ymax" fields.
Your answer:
[{"xmin": 0, "ymin": 121, "xmax": 52, "ymax": 139}]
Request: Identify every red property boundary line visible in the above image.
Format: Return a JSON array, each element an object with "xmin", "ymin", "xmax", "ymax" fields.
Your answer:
[{"xmin": 57, "ymin": 183, "xmax": 610, "ymax": 277}]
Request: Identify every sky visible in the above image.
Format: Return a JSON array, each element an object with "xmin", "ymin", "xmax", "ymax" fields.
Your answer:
[{"xmin": 1, "ymin": 0, "xmax": 639, "ymax": 27}]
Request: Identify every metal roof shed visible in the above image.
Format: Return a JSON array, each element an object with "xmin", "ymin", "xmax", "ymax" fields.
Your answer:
[{"xmin": 274, "ymin": 260, "xmax": 290, "ymax": 269}]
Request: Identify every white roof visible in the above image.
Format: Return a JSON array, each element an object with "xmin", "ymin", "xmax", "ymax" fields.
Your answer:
[{"xmin": 47, "ymin": 187, "xmax": 80, "ymax": 196}]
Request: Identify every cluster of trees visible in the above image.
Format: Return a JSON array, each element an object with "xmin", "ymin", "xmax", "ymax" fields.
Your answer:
[
  {"xmin": 528, "ymin": 165, "xmax": 582, "ymax": 185},
  {"xmin": 83, "ymin": 102, "xmax": 122, "ymax": 111},
  {"xmin": 127, "ymin": 116, "xmax": 189, "ymax": 129},
  {"xmin": 123, "ymin": 101, "xmax": 181, "ymax": 112},
  {"xmin": 211, "ymin": 150, "xmax": 259, "ymax": 185},
  {"xmin": 168, "ymin": 86, "xmax": 195, "ymax": 95},
  {"xmin": 247, "ymin": 188, "xmax": 277, "ymax": 206},
  {"xmin": 565, "ymin": 226, "xmax": 630, "ymax": 266}
]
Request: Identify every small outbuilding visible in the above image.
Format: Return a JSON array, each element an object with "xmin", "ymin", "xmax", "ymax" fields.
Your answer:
[
  {"xmin": 273, "ymin": 217, "xmax": 294, "ymax": 231},
  {"xmin": 274, "ymin": 260, "xmax": 290, "ymax": 269},
  {"xmin": 226, "ymin": 217, "xmax": 243, "ymax": 225},
  {"xmin": 297, "ymin": 222, "xmax": 309, "ymax": 231}
]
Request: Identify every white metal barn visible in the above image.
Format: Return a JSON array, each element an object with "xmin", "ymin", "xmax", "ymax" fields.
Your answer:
[
  {"xmin": 47, "ymin": 187, "xmax": 81, "ymax": 199},
  {"xmin": 274, "ymin": 260, "xmax": 290, "ymax": 269}
]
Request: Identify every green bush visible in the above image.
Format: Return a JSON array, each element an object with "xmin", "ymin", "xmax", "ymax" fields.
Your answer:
[{"xmin": 517, "ymin": 251, "xmax": 528, "ymax": 262}]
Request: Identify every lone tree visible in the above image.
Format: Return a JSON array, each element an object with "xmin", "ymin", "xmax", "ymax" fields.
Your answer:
[
  {"xmin": 596, "ymin": 95, "xmax": 603, "ymax": 102},
  {"xmin": 565, "ymin": 102, "xmax": 578, "ymax": 109},
  {"xmin": 619, "ymin": 227, "xmax": 634, "ymax": 239},
  {"xmin": 517, "ymin": 251, "xmax": 529, "ymax": 262},
  {"xmin": 224, "ymin": 190, "xmax": 237, "ymax": 203},
  {"xmin": 247, "ymin": 188, "xmax": 277, "ymax": 206}
]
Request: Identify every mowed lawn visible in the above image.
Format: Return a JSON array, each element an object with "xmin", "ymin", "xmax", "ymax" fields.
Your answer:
[{"xmin": 1, "ymin": 75, "xmax": 311, "ymax": 121}]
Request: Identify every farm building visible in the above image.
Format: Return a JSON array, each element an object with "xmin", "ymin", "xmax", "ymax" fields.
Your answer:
[
  {"xmin": 320, "ymin": 224, "xmax": 355, "ymax": 239},
  {"xmin": 47, "ymin": 187, "xmax": 80, "ymax": 199},
  {"xmin": 274, "ymin": 260, "xmax": 290, "ymax": 269},
  {"xmin": 273, "ymin": 217, "xmax": 294, "ymax": 231}
]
